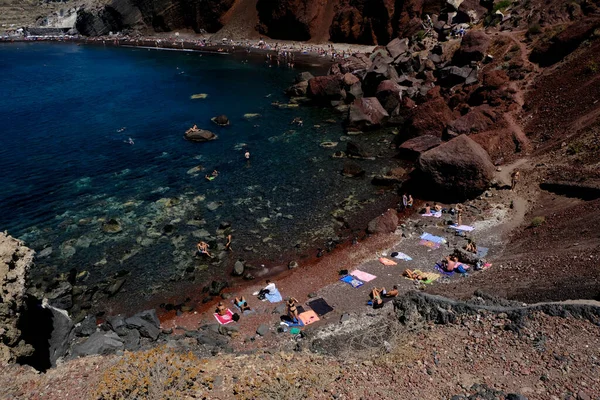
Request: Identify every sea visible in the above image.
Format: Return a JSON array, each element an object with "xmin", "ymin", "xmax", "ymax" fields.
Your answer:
[{"xmin": 0, "ymin": 42, "xmax": 395, "ymax": 311}]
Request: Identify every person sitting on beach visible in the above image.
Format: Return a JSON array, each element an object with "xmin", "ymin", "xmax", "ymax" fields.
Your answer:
[
  {"xmin": 287, "ymin": 297, "xmax": 299, "ymax": 322},
  {"xmin": 216, "ymin": 301, "xmax": 228, "ymax": 316},
  {"xmin": 225, "ymin": 234, "xmax": 232, "ymax": 251},
  {"xmin": 235, "ymin": 296, "xmax": 251, "ymax": 312},
  {"xmin": 444, "ymin": 255, "xmax": 469, "ymax": 274},
  {"xmin": 197, "ymin": 241, "xmax": 211, "ymax": 257},
  {"xmin": 407, "ymin": 195, "xmax": 414, "ymax": 208},
  {"xmin": 370, "ymin": 287, "xmax": 384, "ymax": 309},
  {"xmin": 383, "ymin": 285, "xmax": 399, "ymax": 298},
  {"xmin": 465, "ymin": 239, "xmax": 477, "ymax": 254},
  {"xmin": 433, "ymin": 202, "xmax": 442, "ymax": 212},
  {"xmin": 257, "ymin": 279, "xmax": 276, "ymax": 300},
  {"xmin": 424, "ymin": 203, "xmax": 431, "ymax": 214},
  {"xmin": 511, "ymin": 170, "xmax": 520, "ymax": 190}
]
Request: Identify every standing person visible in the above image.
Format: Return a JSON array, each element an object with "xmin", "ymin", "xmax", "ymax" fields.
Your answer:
[
  {"xmin": 511, "ymin": 170, "xmax": 520, "ymax": 190},
  {"xmin": 286, "ymin": 297, "xmax": 299, "ymax": 322},
  {"xmin": 225, "ymin": 234, "xmax": 232, "ymax": 251},
  {"xmin": 455, "ymin": 204, "xmax": 463, "ymax": 226},
  {"xmin": 402, "ymin": 193, "xmax": 408, "ymax": 210}
]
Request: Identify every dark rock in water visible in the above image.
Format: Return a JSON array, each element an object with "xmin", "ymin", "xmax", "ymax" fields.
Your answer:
[
  {"xmin": 256, "ymin": 324, "xmax": 269, "ymax": 336},
  {"xmin": 342, "ymin": 161, "xmax": 365, "ymax": 178},
  {"xmin": 285, "ymin": 81, "xmax": 309, "ymax": 96},
  {"xmin": 375, "ymin": 80, "xmax": 403, "ymax": 115},
  {"xmin": 295, "ymin": 71, "xmax": 314, "ymax": 83},
  {"xmin": 106, "ymin": 315, "xmax": 128, "ymax": 336},
  {"xmin": 232, "ymin": 260, "xmax": 245, "ymax": 276},
  {"xmin": 184, "ymin": 129, "xmax": 218, "ymax": 142},
  {"xmin": 345, "ymin": 141, "xmax": 371, "ymax": 159},
  {"xmin": 219, "ymin": 221, "xmax": 232, "ymax": 230},
  {"xmin": 452, "ymin": 30, "xmax": 490, "ymax": 66},
  {"xmin": 347, "ymin": 97, "xmax": 389, "ymax": 131},
  {"xmin": 288, "ymin": 260, "xmax": 299, "ymax": 269},
  {"xmin": 367, "ymin": 209, "xmax": 399, "ymax": 234},
  {"xmin": 371, "ymin": 167, "xmax": 406, "ymax": 186},
  {"xmin": 397, "ymin": 135, "xmax": 442, "ymax": 160},
  {"xmin": 307, "ymin": 75, "xmax": 344, "ymax": 103},
  {"xmin": 125, "ymin": 309, "xmax": 161, "ymax": 341},
  {"xmin": 48, "ymin": 306, "xmax": 75, "ymax": 366},
  {"xmin": 101, "ymin": 218, "xmax": 122, "ymax": 234},
  {"xmin": 105, "ymin": 277, "xmax": 126, "ymax": 297},
  {"xmin": 212, "ymin": 115, "xmax": 230, "ymax": 126},
  {"xmin": 418, "ymin": 134, "xmax": 496, "ymax": 200},
  {"xmin": 71, "ymin": 331, "xmax": 124, "ymax": 357},
  {"xmin": 74, "ymin": 315, "xmax": 97, "ymax": 337}
]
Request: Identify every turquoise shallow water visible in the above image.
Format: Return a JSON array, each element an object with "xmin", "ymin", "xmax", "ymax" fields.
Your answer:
[{"xmin": 0, "ymin": 42, "xmax": 389, "ymax": 305}]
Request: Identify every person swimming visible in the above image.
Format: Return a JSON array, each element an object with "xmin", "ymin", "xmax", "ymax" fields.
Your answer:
[
  {"xmin": 125, "ymin": 138, "xmax": 134, "ymax": 145},
  {"xmin": 117, "ymin": 127, "xmax": 126, "ymax": 133}
]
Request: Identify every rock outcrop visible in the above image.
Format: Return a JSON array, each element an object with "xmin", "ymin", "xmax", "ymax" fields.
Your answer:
[
  {"xmin": 0, "ymin": 233, "xmax": 35, "ymax": 364},
  {"xmin": 76, "ymin": 0, "xmax": 235, "ymax": 36},
  {"xmin": 418, "ymin": 134, "xmax": 496, "ymax": 200},
  {"xmin": 184, "ymin": 129, "xmax": 218, "ymax": 142},
  {"xmin": 367, "ymin": 208, "xmax": 398, "ymax": 234}
]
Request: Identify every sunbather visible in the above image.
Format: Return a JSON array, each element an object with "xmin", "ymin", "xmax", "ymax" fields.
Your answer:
[
  {"xmin": 383, "ymin": 285, "xmax": 399, "ymax": 297},
  {"xmin": 196, "ymin": 241, "xmax": 211, "ymax": 257},
  {"xmin": 216, "ymin": 301, "xmax": 228, "ymax": 316},
  {"xmin": 287, "ymin": 297, "xmax": 299, "ymax": 322},
  {"xmin": 234, "ymin": 296, "xmax": 251, "ymax": 312},
  {"xmin": 444, "ymin": 255, "xmax": 469, "ymax": 274},
  {"xmin": 433, "ymin": 203, "xmax": 442, "ymax": 212},
  {"xmin": 403, "ymin": 269, "xmax": 427, "ymax": 280},
  {"xmin": 464, "ymin": 239, "xmax": 477, "ymax": 254},
  {"xmin": 370, "ymin": 287, "xmax": 384, "ymax": 309},
  {"xmin": 424, "ymin": 203, "xmax": 431, "ymax": 214}
]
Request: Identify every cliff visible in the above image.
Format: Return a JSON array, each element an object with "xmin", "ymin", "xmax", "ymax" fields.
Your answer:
[{"xmin": 0, "ymin": 232, "xmax": 35, "ymax": 364}]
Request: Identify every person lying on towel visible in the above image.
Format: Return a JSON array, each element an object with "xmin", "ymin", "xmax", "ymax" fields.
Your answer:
[
  {"xmin": 235, "ymin": 296, "xmax": 251, "ymax": 312},
  {"xmin": 216, "ymin": 301, "xmax": 228, "ymax": 316},
  {"xmin": 370, "ymin": 287, "xmax": 384, "ymax": 309},
  {"xmin": 383, "ymin": 285, "xmax": 399, "ymax": 297},
  {"xmin": 444, "ymin": 255, "xmax": 469, "ymax": 274}
]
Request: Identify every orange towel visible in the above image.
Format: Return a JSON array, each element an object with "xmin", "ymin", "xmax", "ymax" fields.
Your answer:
[
  {"xmin": 298, "ymin": 310, "xmax": 320, "ymax": 325},
  {"xmin": 379, "ymin": 257, "xmax": 397, "ymax": 266}
]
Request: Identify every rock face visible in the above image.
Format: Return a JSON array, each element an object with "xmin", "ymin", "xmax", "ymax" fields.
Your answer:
[
  {"xmin": 418, "ymin": 134, "xmax": 496, "ymax": 200},
  {"xmin": 256, "ymin": 0, "xmax": 329, "ymax": 40},
  {"xmin": 397, "ymin": 135, "xmax": 442, "ymax": 160},
  {"xmin": 0, "ymin": 233, "xmax": 35, "ymax": 364},
  {"xmin": 76, "ymin": 0, "xmax": 235, "ymax": 36},
  {"xmin": 452, "ymin": 30, "xmax": 490, "ymax": 65},
  {"xmin": 405, "ymin": 96, "xmax": 454, "ymax": 137},
  {"xmin": 367, "ymin": 209, "xmax": 398, "ymax": 234},
  {"xmin": 184, "ymin": 129, "xmax": 218, "ymax": 142},
  {"xmin": 307, "ymin": 75, "xmax": 345, "ymax": 103}
]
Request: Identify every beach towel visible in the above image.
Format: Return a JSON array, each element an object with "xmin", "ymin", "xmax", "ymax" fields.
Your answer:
[
  {"xmin": 403, "ymin": 269, "xmax": 441, "ymax": 284},
  {"xmin": 265, "ymin": 288, "xmax": 283, "ymax": 303},
  {"xmin": 379, "ymin": 257, "xmax": 397, "ymax": 266},
  {"xmin": 367, "ymin": 297, "xmax": 395, "ymax": 306},
  {"xmin": 420, "ymin": 233, "xmax": 446, "ymax": 244},
  {"xmin": 450, "ymin": 225, "xmax": 475, "ymax": 232},
  {"xmin": 340, "ymin": 275, "xmax": 364, "ymax": 288},
  {"xmin": 422, "ymin": 211, "xmax": 442, "ymax": 218},
  {"xmin": 298, "ymin": 310, "xmax": 320, "ymax": 325},
  {"xmin": 419, "ymin": 239, "xmax": 441, "ymax": 250},
  {"xmin": 350, "ymin": 270, "xmax": 377, "ymax": 282},
  {"xmin": 477, "ymin": 247, "xmax": 489, "ymax": 258},
  {"xmin": 214, "ymin": 309, "xmax": 234, "ymax": 325},
  {"xmin": 434, "ymin": 262, "xmax": 454, "ymax": 276},
  {"xmin": 307, "ymin": 298, "xmax": 334, "ymax": 316},
  {"xmin": 233, "ymin": 302, "xmax": 256, "ymax": 315},
  {"xmin": 391, "ymin": 251, "xmax": 412, "ymax": 261},
  {"xmin": 280, "ymin": 315, "xmax": 305, "ymax": 327}
]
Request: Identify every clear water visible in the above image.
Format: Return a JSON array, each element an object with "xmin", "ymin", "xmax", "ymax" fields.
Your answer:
[{"xmin": 0, "ymin": 42, "xmax": 391, "ymax": 306}]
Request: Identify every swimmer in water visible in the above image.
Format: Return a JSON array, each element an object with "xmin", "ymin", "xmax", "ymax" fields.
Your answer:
[
  {"xmin": 126, "ymin": 138, "xmax": 134, "ymax": 145},
  {"xmin": 117, "ymin": 127, "xmax": 126, "ymax": 133}
]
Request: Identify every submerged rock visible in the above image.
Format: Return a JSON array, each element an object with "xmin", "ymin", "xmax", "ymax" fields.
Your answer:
[
  {"xmin": 212, "ymin": 115, "xmax": 230, "ymax": 126},
  {"xmin": 184, "ymin": 129, "xmax": 218, "ymax": 142},
  {"xmin": 101, "ymin": 218, "xmax": 123, "ymax": 234}
]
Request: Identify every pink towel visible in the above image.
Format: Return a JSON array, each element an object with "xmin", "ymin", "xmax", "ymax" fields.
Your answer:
[
  {"xmin": 298, "ymin": 310, "xmax": 320, "ymax": 325},
  {"xmin": 350, "ymin": 270, "xmax": 377, "ymax": 282},
  {"xmin": 214, "ymin": 309, "xmax": 234, "ymax": 325}
]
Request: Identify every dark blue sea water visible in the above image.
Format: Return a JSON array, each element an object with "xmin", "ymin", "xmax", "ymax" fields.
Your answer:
[{"xmin": 0, "ymin": 42, "xmax": 393, "ymax": 308}]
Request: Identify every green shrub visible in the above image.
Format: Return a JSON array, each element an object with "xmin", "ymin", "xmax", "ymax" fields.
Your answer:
[
  {"xmin": 414, "ymin": 30, "xmax": 426, "ymax": 42},
  {"xmin": 530, "ymin": 216, "xmax": 546, "ymax": 227},
  {"xmin": 493, "ymin": 0, "xmax": 513, "ymax": 12}
]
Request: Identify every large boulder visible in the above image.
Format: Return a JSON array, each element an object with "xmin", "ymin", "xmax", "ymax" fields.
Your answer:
[
  {"xmin": 386, "ymin": 37, "xmax": 409, "ymax": 60},
  {"xmin": 338, "ymin": 54, "xmax": 372, "ymax": 75},
  {"xmin": 307, "ymin": 75, "xmax": 345, "ymax": 103},
  {"xmin": 418, "ymin": 134, "xmax": 496, "ymax": 200},
  {"xmin": 347, "ymin": 97, "xmax": 389, "ymax": 131},
  {"xmin": 0, "ymin": 233, "xmax": 35, "ymax": 364},
  {"xmin": 447, "ymin": 106, "xmax": 497, "ymax": 135},
  {"xmin": 125, "ymin": 309, "xmax": 161, "ymax": 341},
  {"xmin": 375, "ymin": 80, "xmax": 403, "ymax": 114},
  {"xmin": 212, "ymin": 115, "xmax": 230, "ymax": 126},
  {"xmin": 285, "ymin": 80, "xmax": 309, "ymax": 96},
  {"xmin": 405, "ymin": 96, "xmax": 455, "ymax": 137},
  {"xmin": 452, "ymin": 30, "xmax": 490, "ymax": 66},
  {"xmin": 48, "ymin": 305, "xmax": 75, "ymax": 367},
  {"xmin": 367, "ymin": 209, "xmax": 399, "ymax": 234},
  {"xmin": 71, "ymin": 331, "xmax": 124, "ymax": 357},
  {"xmin": 363, "ymin": 53, "xmax": 399, "ymax": 96},
  {"xmin": 342, "ymin": 73, "xmax": 363, "ymax": 102},
  {"xmin": 184, "ymin": 129, "xmax": 218, "ymax": 142},
  {"xmin": 397, "ymin": 135, "xmax": 442, "ymax": 160},
  {"xmin": 342, "ymin": 160, "xmax": 365, "ymax": 177}
]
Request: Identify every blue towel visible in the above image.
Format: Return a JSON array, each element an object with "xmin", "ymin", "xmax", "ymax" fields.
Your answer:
[
  {"xmin": 265, "ymin": 288, "xmax": 283, "ymax": 303},
  {"xmin": 340, "ymin": 275, "xmax": 364, "ymax": 288},
  {"xmin": 420, "ymin": 233, "xmax": 446, "ymax": 244},
  {"xmin": 477, "ymin": 247, "xmax": 489, "ymax": 258},
  {"xmin": 434, "ymin": 263, "xmax": 454, "ymax": 276}
]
